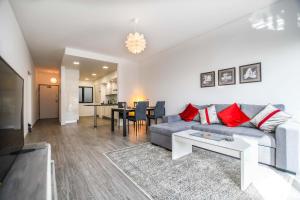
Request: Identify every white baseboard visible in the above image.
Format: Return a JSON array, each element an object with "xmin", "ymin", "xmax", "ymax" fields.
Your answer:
[{"xmin": 61, "ymin": 120, "xmax": 77, "ymax": 125}]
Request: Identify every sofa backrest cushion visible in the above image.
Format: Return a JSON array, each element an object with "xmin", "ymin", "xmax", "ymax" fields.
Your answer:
[
  {"xmin": 240, "ymin": 104, "xmax": 285, "ymax": 127},
  {"xmin": 215, "ymin": 104, "xmax": 231, "ymax": 113},
  {"xmin": 192, "ymin": 104, "xmax": 209, "ymax": 121}
]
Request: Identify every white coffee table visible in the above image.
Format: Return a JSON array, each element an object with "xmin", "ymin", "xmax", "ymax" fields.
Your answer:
[{"xmin": 172, "ymin": 129, "xmax": 258, "ymax": 191}]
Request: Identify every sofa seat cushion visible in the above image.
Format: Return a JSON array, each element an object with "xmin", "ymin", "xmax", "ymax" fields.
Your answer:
[
  {"xmin": 191, "ymin": 124, "xmax": 264, "ymax": 137},
  {"xmin": 150, "ymin": 121, "xmax": 199, "ymax": 136},
  {"xmin": 191, "ymin": 124, "xmax": 275, "ymax": 147},
  {"xmin": 258, "ymin": 132, "xmax": 276, "ymax": 148}
]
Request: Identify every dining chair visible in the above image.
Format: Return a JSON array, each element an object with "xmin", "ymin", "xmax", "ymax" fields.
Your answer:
[
  {"xmin": 130, "ymin": 101, "xmax": 150, "ymax": 121},
  {"xmin": 127, "ymin": 101, "xmax": 148, "ymax": 133},
  {"xmin": 118, "ymin": 102, "xmax": 127, "ymax": 128},
  {"xmin": 147, "ymin": 101, "xmax": 165, "ymax": 126},
  {"xmin": 134, "ymin": 101, "xmax": 149, "ymax": 107}
]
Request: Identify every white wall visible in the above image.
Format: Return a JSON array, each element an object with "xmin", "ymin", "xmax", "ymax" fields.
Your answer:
[
  {"xmin": 139, "ymin": 0, "xmax": 300, "ymax": 120},
  {"xmin": 79, "ymin": 80, "xmax": 94, "ymax": 117},
  {"xmin": 36, "ymin": 68, "xmax": 60, "ymax": 85},
  {"xmin": 60, "ymin": 66, "xmax": 79, "ymax": 124},
  {"xmin": 0, "ymin": 0, "xmax": 36, "ymax": 135}
]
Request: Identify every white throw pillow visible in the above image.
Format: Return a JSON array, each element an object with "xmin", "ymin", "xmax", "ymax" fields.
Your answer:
[
  {"xmin": 199, "ymin": 105, "xmax": 220, "ymax": 125},
  {"xmin": 251, "ymin": 104, "xmax": 291, "ymax": 132}
]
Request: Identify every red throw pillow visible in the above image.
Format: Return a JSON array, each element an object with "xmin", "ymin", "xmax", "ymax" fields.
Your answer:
[
  {"xmin": 179, "ymin": 104, "xmax": 199, "ymax": 122},
  {"xmin": 218, "ymin": 103, "xmax": 250, "ymax": 127}
]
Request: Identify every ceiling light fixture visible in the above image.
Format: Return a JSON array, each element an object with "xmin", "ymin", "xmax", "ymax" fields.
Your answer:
[
  {"xmin": 50, "ymin": 77, "xmax": 57, "ymax": 84},
  {"xmin": 73, "ymin": 61, "xmax": 80, "ymax": 65},
  {"xmin": 92, "ymin": 73, "xmax": 97, "ymax": 76},
  {"xmin": 85, "ymin": 78, "xmax": 89, "ymax": 81},
  {"xmin": 102, "ymin": 66, "xmax": 109, "ymax": 69},
  {"xmin": 125, "ymin": 18, "xmax": 146, "ymax": 54}
]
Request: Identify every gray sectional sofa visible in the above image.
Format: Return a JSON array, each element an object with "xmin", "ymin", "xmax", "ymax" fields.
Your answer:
[{"xmin": 150, "ymin": 104, "xmax": 300, "ymax": 174}]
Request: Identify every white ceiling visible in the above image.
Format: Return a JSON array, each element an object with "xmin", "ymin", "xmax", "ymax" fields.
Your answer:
[
  {"xmin": 62, "ymin": 55, "xmax": 117, "ymax": 81},
  {"xmin": 10, "ymin": 0, "xmax": 278, "ymax": 67}
]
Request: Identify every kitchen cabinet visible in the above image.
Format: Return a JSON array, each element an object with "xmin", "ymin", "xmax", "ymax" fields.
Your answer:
[
  {"xmin": 113, "ymin": 105, "xmax": 118, "ymax": 120},
  {"xmin": 97, "ymin": 105, "xmax": 118, "ymax": 119},
  {"xmin": 94, "ymin": 84, "xmax": 101, "ymax": 103}
]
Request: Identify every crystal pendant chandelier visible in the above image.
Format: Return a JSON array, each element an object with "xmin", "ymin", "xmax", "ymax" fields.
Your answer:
[{"xmin": 125, "ymin": 18, "xmax": 146, "ymax": 54}]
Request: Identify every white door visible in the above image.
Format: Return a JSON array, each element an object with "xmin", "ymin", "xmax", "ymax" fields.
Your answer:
[{"xmin": 39, "ymin": 85, "xmax": 59, "ymax": 119}]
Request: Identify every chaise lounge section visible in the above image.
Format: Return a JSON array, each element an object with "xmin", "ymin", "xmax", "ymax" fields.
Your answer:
[{"xmin": 150, "ymin": 104, "xmax": 300, "ymax": 174}]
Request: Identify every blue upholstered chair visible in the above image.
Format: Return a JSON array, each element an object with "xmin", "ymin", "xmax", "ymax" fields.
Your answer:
[
  {"xmin": 127, "ymin": 101, "xmax": 148, "ymax": 132},
  {"xmin": 117, "ymin": 102, "xmax": 126, "ymax": 128},
  {"xmin": 147, "ymin": 101, "xmax": 165, "ymax": 126}
]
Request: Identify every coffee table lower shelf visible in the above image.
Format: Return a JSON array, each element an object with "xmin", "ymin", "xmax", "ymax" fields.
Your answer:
[{"xmin": 172, "ymin": 129, "xmax": 258, "ymax": 191}]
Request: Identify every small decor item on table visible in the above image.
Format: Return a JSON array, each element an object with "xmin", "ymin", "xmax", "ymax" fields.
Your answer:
[
  {"xmin": 251, "ymin": 104, "xmax": 291, "ymax": 132},
  {"xmin": 200, "ymin": 71, "xmax": 215, "ymax": 88},
  {"xmin": 179, "ymin": 103, "xmax": 199, "ymax": 122},
  {"xmin": 199, "ymin": 105, "xmax": 220, "ymax": 125},
  {"xmin": 218, "ymin": 67, "xmax": 236, "ymax": 86},
  {"xmin": 239, "ymin": 63, "xmax": 261, "ymax": 83},
  {"xmin": 217, "ymin": 103, "xmax": 250, "ymax": 127},
  {"xmin": 190, "ymin": 131, "xmax": 234, "ymax": 142}
]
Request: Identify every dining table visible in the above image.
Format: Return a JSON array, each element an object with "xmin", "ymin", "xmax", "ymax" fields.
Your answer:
[{"xmin": 111, "ymin": 107, "xmax": 155, "ymax": 136}]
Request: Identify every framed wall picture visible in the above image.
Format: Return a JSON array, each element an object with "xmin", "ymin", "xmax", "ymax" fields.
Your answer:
[
  {"xmin": 218, "ymin": 67, "xmax": 236, "ymax": 86},
  {"xmin": 239, "ymin": 63, "xmax": 262, "ymax": 84},
  {"xmin": 200, "ymin": 71, "xmax": 215, "ymax": 88}
]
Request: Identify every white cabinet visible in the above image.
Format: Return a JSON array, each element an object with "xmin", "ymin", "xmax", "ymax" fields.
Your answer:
[
  {"xmin": 102, "ymin": 107, "xmax": 107, "ymax": 118},
  {"xmin": 111, "ymin": 79, "xmax": 118, "ymax": 95},
  {"xmin": 112, "ymin": 106, "xmax": 118, "ymax": 120},
  {"xmin": 98, "ymin": 105, "xmax": 118, "ymax": 119},
  {"xmin": 104, "ymin": 106, "xmax": 110, "ymax": 118},
  {"xmin": 97, "ymin": 106, "xmax": 103, "ymax": 118},
  {"xmin": 94, "ymin": 84, "xmax": 101, "ymax": 103}
]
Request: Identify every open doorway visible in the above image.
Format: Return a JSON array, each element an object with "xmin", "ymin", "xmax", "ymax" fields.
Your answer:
[
  {"xmin": 78, "ymin": 59, "xmax": 118, "ymax": 119},
  {"xmin": 61, "ymin": 55, "xmax": 118, "ymax": 118},
  {"xmin": 39, "ymin": 84, "xmax": 59, "ymax": 119}
]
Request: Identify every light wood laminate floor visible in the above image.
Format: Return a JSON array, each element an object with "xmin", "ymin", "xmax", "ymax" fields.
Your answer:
[{"xmin": 26, "ymin": 117, "xmax": 150, "ymax": 200}]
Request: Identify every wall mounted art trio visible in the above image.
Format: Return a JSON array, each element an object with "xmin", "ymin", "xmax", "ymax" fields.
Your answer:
[{"xmin": 200, "ymin": 63, "xmax": 261, "ymax": 88}]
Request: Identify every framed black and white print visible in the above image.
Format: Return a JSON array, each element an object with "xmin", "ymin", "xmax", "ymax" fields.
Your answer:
[
  {"xmin": 200, "ymin": 71, "xmax": 215, "ymax": 88},
  {"xmin": 218, "ymin": 67, "xmax": 236, "ymax": 86},
  {"xmin": 239, "ymin": 63, "xmax": 262, "ymax": 84}
]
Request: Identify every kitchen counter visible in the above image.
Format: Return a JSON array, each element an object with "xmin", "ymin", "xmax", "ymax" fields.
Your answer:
[
  {"xmin": 94, "ymin": 104, "xmax": 118, "ymax": 120},
  {"xmin": 100, "ymin": 103, "xmax": 118, "ymax": 106}
]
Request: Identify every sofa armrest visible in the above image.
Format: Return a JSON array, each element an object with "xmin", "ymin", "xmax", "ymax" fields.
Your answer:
[
  {"xmin": 275, "ymin": 121, "xmax": 300, "ymax": 173},
  {"xmin": 162, "ymin": 114, "xmax": 181, "ymax": 123}
]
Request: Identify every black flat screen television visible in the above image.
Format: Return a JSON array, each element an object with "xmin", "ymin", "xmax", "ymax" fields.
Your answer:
[{"xmin": 0, "ymin": 56, "xmax": 24, "ymax": 184}]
